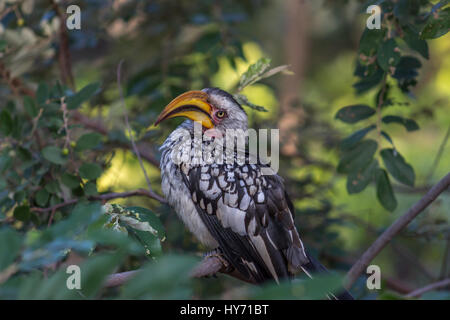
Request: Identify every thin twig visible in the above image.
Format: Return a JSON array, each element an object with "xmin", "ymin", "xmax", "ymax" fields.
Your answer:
[
  {"xmin": 425, "ymin": 125, "xmax": 450, "ymax": 183},
  {"xmin": 405, "ymin": 278, "xmax": 450, "ymax": 298},
  {"xmin": 440, "ymin": 236, "xmax": 450, "ymax": 280},
  {"xmin": 71, "ymin": 111, "xmax": 160, "ymax": 167},
  {"xmin": 58, "ymin": 97, "xmax": 71, "ymax": 149},
  {"xmin": 394, "ymin": 184, "xmax": 450, "ymax": 194},
  {"xmin": 0, "ymin": 61, "xmax": 35, "ymax": 97},
  {"xmin": 0, "ymin": 264, "xmax": 19, "ymax": 285},
  {"xmin": 47, "ymin": 208, "xmax": 57, "ymax": 227},
  {"xmin": 31, "ymin": 188, "xmax": 166, "ymax": 213},
  {"xmin": 27, "ymin": 108, "xmax": 43, "ymax": 140},
  {"xmin": 117, "ymin": 60, "xmax": 155, "ymax": 193},
  {"xmin": 345, "ymin": 172, "xmax": 450, "ymax": 289},
  {"xmin": 376, "ymin": 74, "xmax": 388, "ymax": 146},
  {"xmin": 340, "ymin": 213, "xmax": 435, "ymax": 280},
  {"xmin": 384, "ymin": 277, "xmax": 413, "ymax": 294}
]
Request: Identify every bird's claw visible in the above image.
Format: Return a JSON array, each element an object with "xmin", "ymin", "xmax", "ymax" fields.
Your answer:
[{"xmin": 203, "ymin": 248, "xmax": 233, "ymax": 273}]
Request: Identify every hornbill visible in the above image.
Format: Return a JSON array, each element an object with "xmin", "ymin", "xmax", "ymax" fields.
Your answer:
[{"xmin": 155, "ymin": 87, "xmax": 353, "ymax": 299}]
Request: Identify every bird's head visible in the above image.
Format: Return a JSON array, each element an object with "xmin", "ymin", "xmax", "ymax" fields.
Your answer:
[{"xmin": 154, "ymin": 88, "xmax": 248, "ymax": 135}]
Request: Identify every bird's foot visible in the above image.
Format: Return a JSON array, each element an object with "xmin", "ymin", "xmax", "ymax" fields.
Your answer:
[{"xmin": 203, "ymin": 248, "xmax": 233, "ymax": 274}]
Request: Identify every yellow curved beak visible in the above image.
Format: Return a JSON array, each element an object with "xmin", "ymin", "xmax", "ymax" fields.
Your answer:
[{"xmin": 154, "ymin": 90, "xmax": 214, "ymax": 129}]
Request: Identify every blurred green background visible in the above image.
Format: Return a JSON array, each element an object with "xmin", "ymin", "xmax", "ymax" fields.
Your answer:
[{"xmin": 0, "ymin": 0, "xmax": 449, "ymax": 299}]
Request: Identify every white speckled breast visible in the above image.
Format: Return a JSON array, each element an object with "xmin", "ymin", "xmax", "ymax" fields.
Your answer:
[{"xmin": 160, "ymin": 126, "xmax": 219, "ymax": 248}]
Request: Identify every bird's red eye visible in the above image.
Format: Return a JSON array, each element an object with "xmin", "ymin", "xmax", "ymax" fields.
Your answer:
[{"xmin": 216, "ymin": 110, "xmax": 226, "ymax": 118}]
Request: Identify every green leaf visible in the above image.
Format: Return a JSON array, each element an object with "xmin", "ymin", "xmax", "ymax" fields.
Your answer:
[
  {"xmin": 347, "ymin": 159, "xmax": 378, "ymax": 194},
  {"xmin": 0, "ymin": 228, "xmax": 22, "ymax": 271},
  {"xmin": 75, "ymin": 132, "xmax": 103, "ymax": 151},
  {"xmin": 233, "ymin": 94, "xmax": 268, "ymax": 112},
  {"xmin": 382, "ymin": 115, "xmax": 419, "ymax": 131},
  {"xmin": 67, "ymin": 82, "xmax": 101, "ymax": 110},
  {"xmin": 375, "ymin": 168, "xmax": 397, "ymax": 211},
  {"xmin": 404, "ymin": 27, "xmax": 429, "ymax": 59},
  {"xmin": 14, "ymin": 191, "xmax": 25, "ymax": 203},
  {"xmin": 0, "ymin": 39, "xmax": 6, "ymax": 52},
  {"xmin": 0, "ymin": 153, "xmax": 12, "ymax": 173},
  {"xmin": 0, "ymin": 177, "xmax": 6, "ymax": 189},
  {"xmin": 61, "ymin": 173, "xmax": 80, "ymax": 189},
  {"xmin": 237, "ymin": 58, "xmax": 291, "ymax": 92},
  {"xmin": 36, "ymin": 83, "xmax": 49, "ymax": 105},
  {"xmin": 103, "ymin": 205, "xmax": 165, "ymax": 257},
  {"xmin": 0, "ymin": 110, "xmax": 13, "ymax": 136},
  {"xmin": 380, "ymin": 148, "xmax": 415, "ymax": 186},
  {"xmin": 45, "ymin": 181, "xmax": 60, "ymax": 194},
  {"xmin": 41, "ymin": 146, "xmax": 67, "ymax": 165},
  {"xmin": 84, "ymin": 181, "xmax": 98, "ymax": 196},
  {"xmin": 335, "ymin": 105, "xmax": 376, "ymax": 124},
  {"xmin": 126, "ymin": 206, "xmax": 165, "ymax": 239},
  {"xmin": 35, "ymin": 189, "xmax": 49, "ymax": 207},
  {"xmin": 381, "ymin": 131, "xmax": 394, "ymax": 145},
  {"xmin": 120, "ymin": 255, "xmax": 197, "ymax": 299},
  {"xmin": 377, "ymin": 39, "xmax": 401, "ymax": 71},
  {"xmin": 359, "ymin": 28, "xmax": 386, "ymax": 57},
  {"xmin": 127, "ymin": 206, "xmax": 165, "ymax": 257},
  {"xmin": 420, "ymin": 7, "xmax": 450, "ymax": 39},
  {"xmin": 79, "ymin": 163, "xmax": 102, "ymax": 180},
  {"xmin": 238, "ymin": 58, "xmax": 271, "ymax": 91},
  {"xmin": 251, "ymin": 273, "xmax": 345, "ymax": 300},
  {"xmin": 23, "ymin": 96, "xmax": 38, "ymax": 117},
  {"xmin": 337, "ymin": 139, "xmax": 378, "ymax": 174},
  {"xmin": 14, "ymin": 205, "xmax": 31, "ymax": 221},
  {"xmin": 79, "ymin": 253, "xmax": 124, "ymax": 298},
  {"xmin": 396, "ymin": 56, "xmax": 422, "ymax": 70},
  {"xmin": 340, "ymin": 125, "xmax": 376, "ymax": 150},
  {"xmin": 353, "ymin": 66, "xmax": 384, "ymax": 93}
]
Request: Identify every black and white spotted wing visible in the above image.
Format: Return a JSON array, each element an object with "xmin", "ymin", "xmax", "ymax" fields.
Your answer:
[{"xmin": 181, "ymin": 162, "xmax": 310, "ymax": 283}]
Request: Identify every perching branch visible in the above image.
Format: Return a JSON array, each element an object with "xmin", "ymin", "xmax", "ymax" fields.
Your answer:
[
  {"xmin": 345, "ymin": 172, "xmax": 450, "ymax": 289},
  {"xmin": 105, "ymin": 253, "xmax": 252, "ymax": 288},
  {"xmin": 31, "ymin": 188, "xmax": 166, "ymax": 213},
  {"xmin": 405, "ymin": 278, "xmax": 450, "ymax": 298}
]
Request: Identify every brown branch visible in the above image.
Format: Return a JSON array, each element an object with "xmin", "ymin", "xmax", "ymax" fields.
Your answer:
[
  {"xmin": 190, "ymin": 255, "xmax": 225, "ymax": 278},
  {"xmin": 0, "ymin": 61, "xmax": 35, "ymax": 97},
  {"xmin": 1, "ymin": 50, "xmax": 160, "ymax": 169},
  {"xmin": 340, "ymin": 213, "xmax": 435, "ymax": 280},
  {"xmin": 405, "ymin": 278, "xmax": 450, "ymax": 298},
  {"xmin": 345, "ymin": 172, "xmax": 450, "ymax": 289},
  {"xmin": 51, "ymin": 0, "xmax": 75, "ymax": 89},
  {"xmin": 384, "ymin": 276, "xmax": 414, "ymax": 295},
  {"xmin": 425, "ymin": 125, "xmax": 450, "ymax": 183},
  {"xmin": 394, "ymin": 184, "xmax": 450, "ymax": 194},
  {"xmin": 72, "ymin": 111, "xmax": 108, "ymax": 135},
  {"xmin": 105, "ymin": 254, "xmax": 254, "ymax": 288},
  {"xmin": 105, "ymin": 270, "xmax": 139, "ymax": 288},
  {"xmin": 31, "ymin": 188, "xmax": 166, "ymax": 213}
]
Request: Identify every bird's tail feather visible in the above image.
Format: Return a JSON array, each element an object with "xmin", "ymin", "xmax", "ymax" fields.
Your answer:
[{"xmin": 301, "ymin": 253, "xmax": 354, "ymax": 300}]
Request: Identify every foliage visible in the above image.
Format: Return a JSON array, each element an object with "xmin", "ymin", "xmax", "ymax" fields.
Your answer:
[
  {"xmin": 0, "ymin": 202, "xmax": 156, "ymax": 299},
  {"xmin": 0, "ymin": 0, "xmax": 449, "ymax": 300},
  {"xmin": 335, "ymin": 0, "xmax": 449, "ymax": 211}
]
